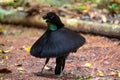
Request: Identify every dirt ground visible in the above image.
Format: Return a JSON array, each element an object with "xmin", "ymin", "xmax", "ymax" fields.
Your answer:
[{"xmin": 0, "ymin": 24, "xmax": 120, "ymax": 80}]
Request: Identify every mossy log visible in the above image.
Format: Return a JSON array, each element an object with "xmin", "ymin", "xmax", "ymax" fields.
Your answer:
[{"xmin": 0, "ymin": 9, "xmax": 120, "ymax": 38}]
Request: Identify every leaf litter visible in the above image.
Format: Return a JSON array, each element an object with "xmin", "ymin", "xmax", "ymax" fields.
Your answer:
[{"xmin": 0, "ymin": 22, "xmax": 120, "ymax": 80}]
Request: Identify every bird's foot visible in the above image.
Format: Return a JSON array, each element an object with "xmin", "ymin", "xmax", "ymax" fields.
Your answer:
[
  {"xmin": 55, "ymin": 73, "xmax": 63, "ymax": 77},
  {"xmin": 34, "ymin": 71, "xmax": 44, "ymax": 76},
  {"xmin": 34, "ymin": 66, "xmax": 53, "ymax": 76}
]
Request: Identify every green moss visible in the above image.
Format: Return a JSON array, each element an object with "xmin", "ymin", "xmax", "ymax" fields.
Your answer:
[{"xmin": 0, "ymin": 9, "xmax": 15, "ymax": 19}]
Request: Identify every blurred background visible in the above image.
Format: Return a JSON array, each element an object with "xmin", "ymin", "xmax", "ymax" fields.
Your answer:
[{"xmin": 0, "ymin": 0, "xmax": 120, "ymax": 80}]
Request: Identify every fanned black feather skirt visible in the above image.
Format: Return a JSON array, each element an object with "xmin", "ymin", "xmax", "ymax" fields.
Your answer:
[{"xmin": 30, "ymin": 27, "xmax": 85, "ymax": 58}]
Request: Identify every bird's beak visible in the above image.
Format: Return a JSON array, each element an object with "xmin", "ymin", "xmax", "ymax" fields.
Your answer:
[
  {"xmin": 42, "ymin": 15, "xmax": 47, "ymax": 20},
  {"xmin": 42, "ymin": 15, "xmax": 50, "ymax": 23}
]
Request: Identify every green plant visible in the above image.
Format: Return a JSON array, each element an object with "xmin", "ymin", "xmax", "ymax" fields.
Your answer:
[
  {"xmin": 36, "ymin": 0, "xmax": 70, "ymax": 7},
  {"xmin": 108, "ymin": 3, "xmax": 118, "ymax": 10},
  {"xmin": 108, "ymin": 3, "xmax": 120, "ymax": 14}
]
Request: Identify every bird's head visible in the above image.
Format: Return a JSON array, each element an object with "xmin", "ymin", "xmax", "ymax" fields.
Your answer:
[{"xmin": 43, "ymin": 12, "xmax": 64, "ymax": 29}]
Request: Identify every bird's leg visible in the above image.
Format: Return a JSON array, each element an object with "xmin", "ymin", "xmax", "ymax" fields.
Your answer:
[
  {"xmin": 40, "ymin": 58, "xmax": 50, "ymax": 74},
  {"xmin": 55, "ymin": 55, "xmax": 68, "ymax": 77}
]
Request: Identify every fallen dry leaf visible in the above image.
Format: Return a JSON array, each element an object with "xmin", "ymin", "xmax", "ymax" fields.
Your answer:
[
  {"xmin": 97, "ymin": 70, "xmax": 103, "ymax": 76},
  {"xmin": 5, "ymin": 55, "xmax": 9, "ymax": 59},
  {"xmin": 101, "ymin": 15, "xmax": 107, "ymax": 23},
  {"xmin": 0, "ymin": 68, "xmax": 12, "ymax": 74},
  {"xmin": 84, "ymin": 62, "xmax": 92, "ymax": 68},
  {"xmin": 85, "ymin": 75, "xmax": 92, "ymax": 79},
  {"xmin": 108, "ymin": 71, "xmax": 117, "ymax": 76},
  {"xmin": 15, "ymin": 63, "xmax": 22, "ymax": 67},
  {"xmin": 0, "ymin": 73, "xmax": 5, "ymax": 77},
  {"xmin": 0, "ymin": 49, "xmax": 11, "ymax": 54},
  {"xmin": 17, "ymin": 67, "xmax": 25, "ymax": 74},
  {"xmin": 0, "ymin": 26, "xmax": 6, "ymax": 35},
  {"xmin": 0, "ymin": 50, "xmax": 4, "ymax": 54},
  {"xmin": 78, "ymin": 76, "xmax": 84, "ymax": 80},
  {"xmin": 4, "ymin": 50, "xmax": 11, "ymax": 53},
  {"xmin": 25, "ymin": 46, "xmax": 31, "ymax": 52},
  {"xmin": 118, "ymin": 71, "xmax": 120, "ymax": 77},
  {"xmin": 0, "ymin": 60, "xmax": 4, "ymax": 64}
]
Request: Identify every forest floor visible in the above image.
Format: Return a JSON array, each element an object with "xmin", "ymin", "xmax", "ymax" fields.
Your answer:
[{"xmin": 0, "ymin": 24, "xmax": 120, "ymax": 80}]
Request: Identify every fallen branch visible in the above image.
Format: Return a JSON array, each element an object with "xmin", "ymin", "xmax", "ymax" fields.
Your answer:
[
  {"xmin": 0, "ymin": 9, "xmax": 120, "ymax": 38},
  {"xmin": 62, "ymin": 18, "xmax": 120, "ymax": 38},
  {"xmin": 0, "ymin": 9, "xmax": 46, "ymax": 28}
]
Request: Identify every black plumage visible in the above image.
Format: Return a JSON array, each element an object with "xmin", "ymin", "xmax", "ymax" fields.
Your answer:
[{"xmin": 30, "ymin": 12, "xmax": 86, "ymax": 76}]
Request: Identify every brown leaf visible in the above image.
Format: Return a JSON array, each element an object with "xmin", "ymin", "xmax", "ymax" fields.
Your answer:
[
  {"xmin": 0, "ymin": 49, "xmax": 11, "ymax": 54},
  {"xmin": 108, "ymin": 71, "xmax": 117, "ymax": 76},
  {"xmin": 4, "ymin": 55, "xmax": 9, "ymax": 59},
  {"xmin": 15, "ymin": 63, "xmax": 22, "ymax": 67},
  {"xmin": 101, "ymin": 15, "xmax": 107, "ymax": 23},
  {"xmin": 0, "ymin": 68, "xmax": 12, "ymax": 74},
  {"xmin": 17, "ymin": 67, "xmax": 25, "ymax": 74}
]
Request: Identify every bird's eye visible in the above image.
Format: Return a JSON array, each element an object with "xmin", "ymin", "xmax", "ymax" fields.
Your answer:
[{"xmin": 50, "ymin": 15, "xmax": 55, "ymax": 20}]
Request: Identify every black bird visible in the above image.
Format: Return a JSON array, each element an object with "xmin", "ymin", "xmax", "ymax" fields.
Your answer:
[{"xmin": 30, "ymin": 12, "xmax": 86, "ymax": 77}]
